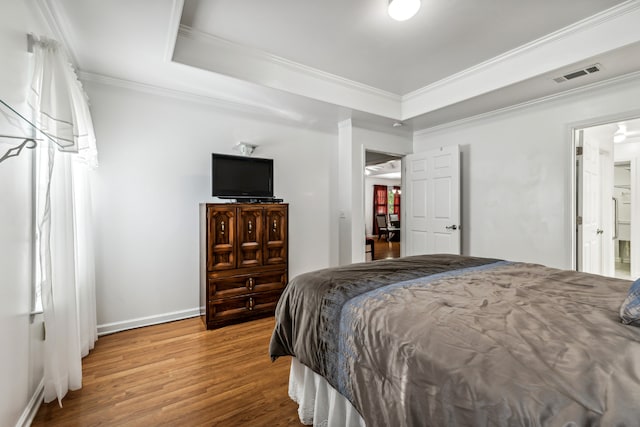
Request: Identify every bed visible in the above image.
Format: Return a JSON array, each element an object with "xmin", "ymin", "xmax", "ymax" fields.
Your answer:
[{"xmin": 269, "ymin": 254, "xmax": 640, "ymax": 426}]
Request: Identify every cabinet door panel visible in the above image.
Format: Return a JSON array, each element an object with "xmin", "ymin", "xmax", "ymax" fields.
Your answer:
[
  {"xmin": 264, "ymin": 205, "xmax": 288, "ymax": 265},
  {"xmin": 208, "ymin": 270, "xmax": 287, "ymax": 300},
  {"xmin": 237, "ymin": 206, "xmax": 263, "ymax": 268},
  {"xmin": 208, "ymin": 290, "xmax": 282, "ymax": 323},
  {"xmin": 207, "ymin": 206, "xmax": 235, "ymax": 271}
]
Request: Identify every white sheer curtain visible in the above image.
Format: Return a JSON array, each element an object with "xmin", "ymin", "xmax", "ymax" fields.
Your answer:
[{"xmin": 28, "ymin": 35, "xmax": 98, "ymax": 405}]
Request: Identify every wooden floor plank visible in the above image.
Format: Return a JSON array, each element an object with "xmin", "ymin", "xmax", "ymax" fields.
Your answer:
[
  {"xmin": 369, "ymin": 236, "xmax": 400, "ymax": 260},
  {"xmin": 32, "ymin": 316, "xmax": 302, "ymax": 426}
]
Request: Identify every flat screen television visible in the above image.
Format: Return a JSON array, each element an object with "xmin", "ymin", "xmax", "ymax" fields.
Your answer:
[{"xmin": 211, "ymin": 153, "xmax": 274, "ymax": 199}]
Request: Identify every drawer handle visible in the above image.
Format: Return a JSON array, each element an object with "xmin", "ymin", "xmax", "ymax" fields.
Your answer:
[
  {"xmin": 220, "ymin": 220, "xmax": 225, "ymax": 235},
  {"xmin": 246, "ymin": 277, "xmax": 255, "ymax": 290},
  {"xmin": 247, "ymin": 297, "xmax": 255, "ymax": 311}
]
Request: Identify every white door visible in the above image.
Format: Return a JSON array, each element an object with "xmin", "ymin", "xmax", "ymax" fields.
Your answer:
[
  {"xmin": 405, "ymin": 145, "xmax": 461, "ymax": 255},
  {"xmin": 577, "ymin": 130, "xmax": 603, "ymax": 274}
]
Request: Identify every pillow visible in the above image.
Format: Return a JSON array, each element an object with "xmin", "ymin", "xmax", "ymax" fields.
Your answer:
[{"xmin": 620, "ymin": 278, "xmax": 640, "ymax": 326}]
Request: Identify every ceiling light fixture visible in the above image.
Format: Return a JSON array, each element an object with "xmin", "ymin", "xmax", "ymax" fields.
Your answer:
[
  {"xmin": 613, "ymin": 133, "xmax": 627, "ymax": 144},
  {"xmin": 613, "ymin": 124, "xmax": 627, "ymax": 144},
  {"xmin": 388, "ymin": 0, "xmax": 421, "ymax": 21},
  {"xmin": 233, "ymin": 141, "xmax": 257, "ymax": 156}
]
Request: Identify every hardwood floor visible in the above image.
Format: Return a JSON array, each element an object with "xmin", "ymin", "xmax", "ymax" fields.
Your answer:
[
  {"xmin": 369, "ymin": 236, "xmax": 400, "ymax": 260},
  {"xmin": 32, "ymin": 317, "xmax": 302, "ymax": 426}
]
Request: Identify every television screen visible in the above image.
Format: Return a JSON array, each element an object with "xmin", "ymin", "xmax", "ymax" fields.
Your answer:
[{"xmin": 211, "ymin": 153, "xmax": 273, "ymax": 199}]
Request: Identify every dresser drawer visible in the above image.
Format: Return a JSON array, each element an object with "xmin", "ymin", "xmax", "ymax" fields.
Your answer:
[
  {"xmin": 209, "ymin": 270, "xmax": 287, "ymax": 300},
  {"xmin": 207, "ymin": 290, "xmax": 283, "ymax": 326}
]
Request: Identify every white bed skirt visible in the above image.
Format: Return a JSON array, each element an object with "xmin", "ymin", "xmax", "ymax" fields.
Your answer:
[{"xmin": 288, "ymin": 357, "xmax": 366, "ymax": 427}]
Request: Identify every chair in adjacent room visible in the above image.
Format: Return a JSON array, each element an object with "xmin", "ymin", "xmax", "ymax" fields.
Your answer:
[
  {"xmin": 376, "ymin": 213, "xmax": 389, "ymax": 240},
  {"xmin": 389, "ymin": 213, "xmax": 400, "ymax": 228},
  {"xmin": 365, "ymin": 235, "xmax": 375, "ymax": 261},
  {"xmin": 387, "ymin": 213, "xmax": 401, "ymax": 241}
]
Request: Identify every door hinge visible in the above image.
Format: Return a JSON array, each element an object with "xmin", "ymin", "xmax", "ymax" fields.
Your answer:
[
  {"xmin": 576, "ymin": 146, "xmax": 583, "ymax": 156},
  {"xmin": 577, "ymin": 215, "xmax": 583, "ymax": 225}
]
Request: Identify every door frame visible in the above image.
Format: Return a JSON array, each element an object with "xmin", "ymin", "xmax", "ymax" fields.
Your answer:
[
  {"xmin": 569, "ymin": 109, "xmax": 640, "ymax": 273},
  {"xmin": 363, "ymin": 149, "xmax": 405, "ymax": 257}
]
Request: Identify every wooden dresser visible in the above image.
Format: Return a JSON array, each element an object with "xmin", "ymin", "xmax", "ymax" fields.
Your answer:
[{"xmin": 200, "ymin": 203, "xmax": 288, "ymax": 329}]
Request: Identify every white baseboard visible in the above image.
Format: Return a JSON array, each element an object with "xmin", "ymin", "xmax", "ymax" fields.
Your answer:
[
  {"xmin": 97, "ymin": 308, "xmax": 201, "ymax": 336},
  {"xmin": 16, "ymin": 378, "xmax": 43, "ymax": 427}
]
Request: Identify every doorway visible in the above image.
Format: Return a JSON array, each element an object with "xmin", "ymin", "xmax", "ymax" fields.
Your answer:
[
  {"xmin": 364, "ymin": 151, "xmax": 402, "ymax": 261},
  {"xmin": 575, "ymin": 117, "xmax": 640, "ymax": 280},
  {"xmin": 614, "ymin": 161, "xmax": 632, "ymax": 279}
]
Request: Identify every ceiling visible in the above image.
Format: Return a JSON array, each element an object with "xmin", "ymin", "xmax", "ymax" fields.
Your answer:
[
  {"xmin": 365, "ymin": 159, "xmax": 402, "ymax": 180},
  {"xmin": 366, "ymin": 151, "xmax": 401, "ymax": 167},
  {"xmin": 46, "ymin": 0, "xmax": 640, "ymax": 133},
  {"xmin": 365, "ymin": 151, "xmax": 402, "ymax": 180},
  {"xmin": 180, "ymin": 0, "xmax": 624, "ymax": 95}
]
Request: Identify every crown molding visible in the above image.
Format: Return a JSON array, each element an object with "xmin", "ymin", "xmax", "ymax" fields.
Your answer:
[
  {"xmin": 175, "ymin": 25, "xmax": 402, "ymax": 119},
  {"xmin": 178, "ymin": 25, "xmax": 401, "ymax": 103},
  {"xmin": 77, "ymin": 70, "xmax": 290, "ymax": 116},
  {"xmin": 32, "ymin": 0, "xmax": 79, "ymax": 66},
  {"xmin": 402, "ymin": 1, "xmax": 640, "ymax": 121},
  {"xmin": 404, "ymin": 1, "xmax": 640, "ymax": 104},
  {"xmin": 77, "ymin": 71, "xmax": 340, "ymax": 134},
  {"xmin": 413, "ymin": 70, "xmax": 640, "ymax": 137},
  {"xmin": 163, "ymin": 0, "xmax": 184, "ymax": 62}
]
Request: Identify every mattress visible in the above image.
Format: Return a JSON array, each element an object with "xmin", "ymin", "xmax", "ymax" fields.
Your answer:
[{"xmin": 270, "ymin": 254, "xmax": 640, "ymax": 426}]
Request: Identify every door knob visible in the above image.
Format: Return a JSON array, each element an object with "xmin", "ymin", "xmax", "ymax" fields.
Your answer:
[
  {"xmin": 446, "ymin": 225, "xmax": 458, "ymax": 230},
  {"xmin": 596, "ymin": 229, "xmax": 604, "ymax": 235}
]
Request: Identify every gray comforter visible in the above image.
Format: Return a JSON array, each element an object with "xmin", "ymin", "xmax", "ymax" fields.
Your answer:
[{"xmin": 269, "ymin": 254, "xmax": 640, "ymax": 426}]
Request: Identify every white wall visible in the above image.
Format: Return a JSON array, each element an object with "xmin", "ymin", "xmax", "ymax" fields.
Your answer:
[
  {"xmin": 414, "ymin": 74, "xmax": 640, "ymax": 270},
  {"xmin": 85, "ymin": 80, "xmax": 339, "ymax": 331},
  {"xmin": 0, "ymin": 1, "xmax": 48, "ymax": 425},
  {"xmin": 364, "ymin": 177, "xmax": 401, "ymax": 236},
  {"xmin": 337, "ymin": 120, "xmax": 354, "ymax": 265}
]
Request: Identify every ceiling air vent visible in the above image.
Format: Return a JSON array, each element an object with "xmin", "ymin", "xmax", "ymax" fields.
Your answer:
[{"xmin": 553, "ymin": 63, "xmax": 601, "ymax": 83}]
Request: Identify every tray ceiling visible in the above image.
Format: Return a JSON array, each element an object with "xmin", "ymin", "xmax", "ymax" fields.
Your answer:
[
  {"xmin": 43, "ymin": 0, "xmax": 640, "ymax": 132},
  {"xmin": 179, "ymin": 0, "xmax": 625, "ymax": 95}
]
